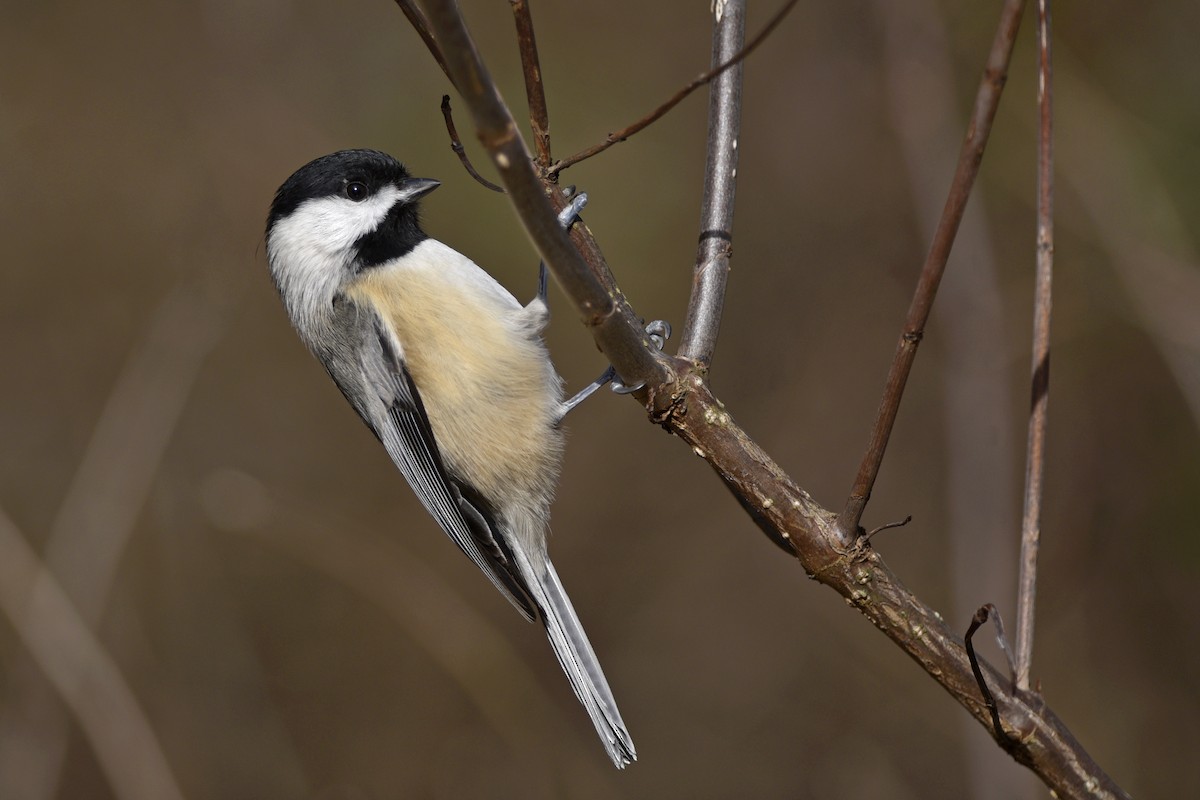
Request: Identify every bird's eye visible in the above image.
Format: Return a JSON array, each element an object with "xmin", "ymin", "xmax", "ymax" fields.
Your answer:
[{"xmin": 345, "ymin": 181, "xmax": 369, "ymax": 202}]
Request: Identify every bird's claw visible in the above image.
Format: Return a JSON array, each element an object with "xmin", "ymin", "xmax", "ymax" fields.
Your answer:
[
  {"xmin": 645, "ymin": 319, "xmax": 671, "ymax": 350},
  {"xmin": 557, "ymin": 191, "xmax": 588, "ymax": 230},
  {"xmin": 537, "ymin": 191, "xmax": 590, "ymax": 306},
  {"xmin": 610, "ymin": 319, "xmax": 672, "ymax": 394}
]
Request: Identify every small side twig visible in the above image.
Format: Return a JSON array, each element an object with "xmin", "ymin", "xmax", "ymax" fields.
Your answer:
[
  {"xmin": 966, "ymin": 604, "xmax": 1009, "ymax": 740},
  {"xmin": 440, "ymin": 95, "xmax": 505, "ymax": 193},
  {"xmin": 677, "ymin": 0, "xmax": 746, "ymax": 370},
  {"xmin": 864, "ymin": 514, "xmax": 912, "ymax": 542},
  {"xmin": 401, "ymin": 4, "xmax": 1131, "ymax": 795},
  {"xmin": 510, "ymin": 0, "xmax": 552, "ymax": 170},
  {"xmin": 837, "ymin": 0, "xmax": 1026, "ymax": 544},
  {"xmin": 1015, "ymin": 0, "xmax": 1054, "ymax": 692},
  {"xmin": 548, "ymin": 0, "xmax": 799, "ymax": 177}
]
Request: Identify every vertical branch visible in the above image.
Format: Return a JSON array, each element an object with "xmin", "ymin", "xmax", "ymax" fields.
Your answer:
[
  {"xmin": 395, "ymin": 5, "xmax": 1128, "ymax": 792},
  {"xmin": 510, "ymin": 0, "xmax": 552, "ymax": 170},
  {"xmin": 877, "ymin": 2, "xmax": 1028, "ymax": 795},
  {"xmin": 836, "ymin": 0, "xmax": 1026, "ymax": 543},
  {"xmin": 678, "ymin": 0, "xmax": 746, "ymax": 369},
  {"xmin": 1015, "ymin": 0, "xmax": 1054, "ymax": 692}
]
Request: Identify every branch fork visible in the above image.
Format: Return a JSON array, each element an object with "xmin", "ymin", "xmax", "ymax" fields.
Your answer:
[{"xmin": 399, "ymin": 1, "xmax": 1124, "ymax": 796}]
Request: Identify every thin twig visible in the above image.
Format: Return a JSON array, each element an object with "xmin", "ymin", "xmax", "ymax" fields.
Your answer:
[
  {"xmin": 876, "ymin": 4, "xmax": 1023, "ymax": 794},
  {"xmin": 510, "ymin": 0, "xmax": 552, "ymax": 170},
  {"xmin": 0, "ymin": 506, "xmax": 186, "ymax": 800},
  {"xmin": 440, "ymin": 95, "xmax": 505, "ymax": 192},
  {"xmin": 415, "ymin": 0, "xmax": 673, "ymax": 394},
  {"xmin": 677, "ymin": 0, "xmax": 746, "ymax": 369},
  {"xmin": 393, "ymin": 0, "xmax": 455, "ymax": 88},
  {"xmin": 837, "ymin": 0, "xmax": 1027, "ymax": 543},
  {"xmin": 548, "ymin": 0, "xmax": 799, "ymax": 177},
  {"xmin": 1015, "ymin": 0, "xmax": 1054, "ymax": 692},
  {"xmin": 864, "ymin": 514, "xmax": 912, "ymax": 542},
  {"xmin": 966, "ymin": 605, "xmax": 1008, "ymax": 740},
  {"xmin": 399, "ymin": 4, "xmax": 1130, "ymax": 794}
]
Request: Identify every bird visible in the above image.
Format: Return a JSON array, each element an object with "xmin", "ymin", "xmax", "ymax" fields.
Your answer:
[{"xmin": 264, "ymin": 148, "xmax": 635, "ymax": 767}]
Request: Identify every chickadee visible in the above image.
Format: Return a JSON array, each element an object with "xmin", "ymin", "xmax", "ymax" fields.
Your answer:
[{"xmin": 265, "ymin": 149, "xmax": 635, "ymax": 767}]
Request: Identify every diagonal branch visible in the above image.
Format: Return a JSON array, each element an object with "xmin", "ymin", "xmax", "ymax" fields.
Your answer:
[
  {"xmin": 1015, "ymin": 0, "xmax": 1055, "ymax": 692},
  {"xmin": 415, "ymin": 0, "xmax": 673, "ymax": 395},
  {"xmin": 400, "ymin": 3, "xmax": 1129, "ymax": 796},
  {"xmin": 664, "ymin": 385, "xmax": 1129, "ymax": 799},
  {"xmin": 837, "ymin": 0, "xmax": 1027, "ymax": 543},
  {"xmin": 548, "ymin": 0, "xmax": 799, "ymax": 177},
  {"xmin": 677, "ymin": 0, "xmax": 746, "ymax": 370},
  {"xmin": 667, "ymin": 383, "xmax": 1123, "ymax": 800}
]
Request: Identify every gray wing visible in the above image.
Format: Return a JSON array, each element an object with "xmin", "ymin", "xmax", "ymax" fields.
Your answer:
[{"xmin": 320, "ymin": 296, "xmax": 537, "ymax": 621}]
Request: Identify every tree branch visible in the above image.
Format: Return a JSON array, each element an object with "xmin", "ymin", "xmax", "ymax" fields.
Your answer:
[
  {"xmin": 510, "ymin": 0, "xmax": 552, "ymax": 170},
  {"xmin": 677, "ymin": 0, "xmax": 746, "ymax": 370},
  {"xmin": 440, "ymin": 95, "xmax": 505, "ymax": 192},
  {"xmin": 1015, "ymin": 0, "xmax": 1055, "ymax": 692},
  {"xmin": 547, "ymin": 0, "xmax": 798, "ymax": 177},
  {"xmin": 415, "ymin": 0, "xmax": 673, "ymax": 395},
  {"xmin": 401, "ymin": 3, "xmax": 1129, "ymax": 796},
  {"xmin": 665, "ymin": 384, "xmax": 1128, "ymax": 799},
  {"xmin": 965, "ymin": 605, "xmax": 1007, "ymax": 740},
  {"xmin": 837, "ymin": 0, "xmax": 1026, "ymax": 542}
]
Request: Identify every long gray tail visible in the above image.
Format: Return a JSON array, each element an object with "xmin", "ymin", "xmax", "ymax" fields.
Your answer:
[{"xmin": 516, "ymin": 552, "xmax": 636, "ymax": 768}]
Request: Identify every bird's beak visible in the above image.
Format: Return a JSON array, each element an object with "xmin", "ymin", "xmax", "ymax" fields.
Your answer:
[{"xmin": 397, "ymin": 178, "xmax": 441, "ymax": 203}]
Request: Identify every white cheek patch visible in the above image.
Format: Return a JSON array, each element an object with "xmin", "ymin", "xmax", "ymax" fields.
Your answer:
[
  {"xmin": 275, "ymin": 185, "xmax": 401, "ymax": 257},
  {"xmin": 267, "ymin": 185, "xmax": 402, "ymax": 331}
]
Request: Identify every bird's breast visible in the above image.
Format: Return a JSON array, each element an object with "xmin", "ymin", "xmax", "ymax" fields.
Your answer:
[{"xmin": 346, "ymin": 245, "xmax": 564, "ymax": 512}]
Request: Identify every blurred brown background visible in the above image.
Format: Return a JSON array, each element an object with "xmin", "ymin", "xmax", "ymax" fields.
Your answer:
[{"xmin": 1, "ymin": 0, "xmax": 1197, "ymax": 797}]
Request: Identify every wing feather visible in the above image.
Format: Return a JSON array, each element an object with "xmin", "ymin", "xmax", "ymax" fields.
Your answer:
[{"xmin": 323, "ymin": 296, "xmax": 537, "ymax": 621}]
